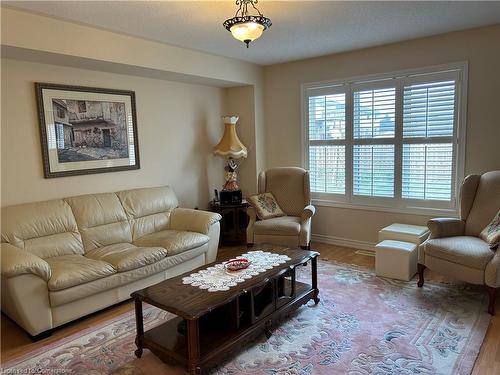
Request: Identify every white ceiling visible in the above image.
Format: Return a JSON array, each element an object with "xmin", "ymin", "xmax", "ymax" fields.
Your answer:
[{"xmin": 4, "ymin": 1, "xmax": 500, "ymax": 65}]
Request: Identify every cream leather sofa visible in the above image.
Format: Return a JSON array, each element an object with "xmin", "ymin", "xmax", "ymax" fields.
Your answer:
[{"xmin": 1, "ymin": 186, "xmax": 221, "ymax": 337}]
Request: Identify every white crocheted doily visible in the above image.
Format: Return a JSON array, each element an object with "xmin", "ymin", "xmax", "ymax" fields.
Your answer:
[{"xmin": 181, "ymin": 250, "xmax": 291, "ymax": 292}]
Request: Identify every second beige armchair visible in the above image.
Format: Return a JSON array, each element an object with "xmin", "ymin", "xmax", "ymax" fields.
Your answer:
[
  {"xmin": 418, "ymin": 171, "xmax": 500, "ymax": 315},
  {"xmin": 247, "ymin": 167, "xmax": 315, "ymax": 249}
]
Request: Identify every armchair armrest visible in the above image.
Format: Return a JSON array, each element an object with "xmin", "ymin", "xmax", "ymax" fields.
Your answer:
[
  {"xmin": 486, "ymin": 251, "xmax": 500, "ymax": 288},
  {"xmin": 1, "ymin": 243, "xmax": 51, "ymax": 281},
  {"xmin": 427, "ymin": 218, "xmax": 465, "ymax": 239},
  {"xmin": 301, "ymin": 205, "xmax": 316, "ymax": 222},
  {"xmin": 169, "ymin": 208, "xmax": 222, "ymax": 235},
  {"xmin": 246, "ymin": 206, "xmax": 257, "ymax": 245},
  {"xmin": 299, "ymin": 205, "xmax": 315, "ymax": 248},
  {"xmin": 247, "ymin": 206, "xmax": 257, "ymax": 223}
]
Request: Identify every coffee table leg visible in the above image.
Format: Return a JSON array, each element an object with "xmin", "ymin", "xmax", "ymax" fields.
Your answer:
[
  {"xmin": 312, "ymin": 256, "xmax": 320, "ymax": 304},
  {"xmin": 187, "ymin": 319, "xmax": 201, "ymax": 375},
  {"xmin": 134, "ymin": 298, "xmax": 144, "ymax": 358}
]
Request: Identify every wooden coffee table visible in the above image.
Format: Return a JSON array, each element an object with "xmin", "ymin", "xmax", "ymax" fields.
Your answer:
[{"xmin": 131, "ymin": 244, "xmax": 319, "ymax": 375}]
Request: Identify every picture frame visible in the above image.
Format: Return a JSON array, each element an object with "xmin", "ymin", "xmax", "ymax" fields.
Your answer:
[{"xmin": 35, "ymin": 82, "xmax": 140, "ymax": 178}]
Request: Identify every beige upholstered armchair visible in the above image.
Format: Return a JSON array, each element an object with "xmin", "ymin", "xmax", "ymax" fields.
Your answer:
[
  {"xmin": 247, "ymin": 167, "xmax": 315, "ymax": 249},
  {"xmin": 417, "ymin": 171, "xmax": 500, "ymax": 315}
]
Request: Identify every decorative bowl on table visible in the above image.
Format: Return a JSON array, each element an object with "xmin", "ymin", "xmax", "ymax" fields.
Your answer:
[{"xmin": 224, "ymin": 258, "xmax": 251, "ymax": 272}]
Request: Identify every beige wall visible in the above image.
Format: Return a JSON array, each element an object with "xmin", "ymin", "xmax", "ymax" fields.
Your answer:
[
  {"xmin": 224, "ymin": 86, "xmax": 258, "ymax": 196},
  {"xmin": 1, "ymin": 7, "xmax": 262, "ymax": 86},
  {"xmin": 1, "ymin": 58, "xmax": 226, "ymax": 208},
  {"xmin": 264, "ymin": 25, "xmax": 500, "ymax": 246}
]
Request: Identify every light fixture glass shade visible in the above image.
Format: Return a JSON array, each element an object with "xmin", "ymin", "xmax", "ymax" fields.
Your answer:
[
  {"xmin": 213, "ymin": 116, "xmax": 247, "ymax": 159},
  {"xmin": 230, "ymin": 22, "xmax": 264, "ymax": 44},
  {"xmin": 223, "ymin": 0, "xmax": 272, "ymax": 48}
]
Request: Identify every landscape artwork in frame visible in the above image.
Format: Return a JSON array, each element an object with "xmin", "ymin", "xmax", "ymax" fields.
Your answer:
[{"xmin": 35, "ymin": 83, "xmax": 140, "ymax": 178}]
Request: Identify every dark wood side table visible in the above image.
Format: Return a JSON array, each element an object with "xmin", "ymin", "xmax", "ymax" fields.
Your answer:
[{"xmin": 209, "ymin": 201, "xmax": 249, "ymax": 245}]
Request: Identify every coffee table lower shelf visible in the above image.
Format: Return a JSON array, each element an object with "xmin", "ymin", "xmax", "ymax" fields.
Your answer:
[{"xmin": 141, "ymin": 281, "xmax": 315, "ymax": 373}]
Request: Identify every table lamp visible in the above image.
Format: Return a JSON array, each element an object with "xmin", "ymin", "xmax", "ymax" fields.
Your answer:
[{"xmin": 213, "ymin": 116, "xmax": 247, "ymax": 204}]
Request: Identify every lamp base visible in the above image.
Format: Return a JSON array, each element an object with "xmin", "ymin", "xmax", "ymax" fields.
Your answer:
[{"xmin": 220, "ymin": 189, "xmax": 242, "ymax": 205}]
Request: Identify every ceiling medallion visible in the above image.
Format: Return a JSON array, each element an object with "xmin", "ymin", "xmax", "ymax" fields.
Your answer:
[{"xmin": 223, "ymin": 0, "xmax": 272, "ymax": 48}]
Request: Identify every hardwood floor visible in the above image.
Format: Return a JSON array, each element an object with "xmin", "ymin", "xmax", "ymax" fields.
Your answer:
[{"xmin": 1, "ymin": 242, "xmax": 499, "ymax": 373}]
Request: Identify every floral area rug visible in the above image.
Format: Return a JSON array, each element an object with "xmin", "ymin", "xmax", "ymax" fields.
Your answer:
[{"xmin": 1, "ymin": 260, "xmax": 491, "ymax": 375}]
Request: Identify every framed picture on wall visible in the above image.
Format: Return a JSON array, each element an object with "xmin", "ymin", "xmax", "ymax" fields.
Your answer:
[{"xmin": 35, "ymin": 82, "xmax": 140, "ymax": 178}]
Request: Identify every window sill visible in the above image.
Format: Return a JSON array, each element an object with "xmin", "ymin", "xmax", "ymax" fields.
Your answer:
[{"xmin": 311, "ymin": 198, "xmax": 459, "ymax": 217}]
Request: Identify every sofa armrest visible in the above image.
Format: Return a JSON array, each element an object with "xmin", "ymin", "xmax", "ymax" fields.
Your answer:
[
  {"xmin": 1, "ymin": 243, "xmax": 52, "ymax": 281},
  {"xmin": 301, "ymin": 205, "xmax": 316, "ymax": 222},
  {"xmin": 427, "ymin": 218, "xmax": 465, "ymax": 239},
  {"xmin": 169, "ymin": 208, "xmax": 222, "ymax": 235}
]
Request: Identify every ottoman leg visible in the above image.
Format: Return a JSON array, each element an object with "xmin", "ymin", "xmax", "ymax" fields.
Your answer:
[{"xmin": 417, "ymin": 263, "xmax": 426, "ymax": 287}]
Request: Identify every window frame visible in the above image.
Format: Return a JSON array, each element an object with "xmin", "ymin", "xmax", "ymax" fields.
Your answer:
[{"xmin": 301, "ymin": 62, "xmax": 468, "ymax": 216}]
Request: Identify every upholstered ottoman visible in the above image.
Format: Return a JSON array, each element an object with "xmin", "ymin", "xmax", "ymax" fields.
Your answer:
[
  {"xmin": 378, "ymin": 223, "xmax": 429, "ymax": 244},
  {"xmin": 375, "ymin": 240, "xmax": 417, "ymax": 281}
]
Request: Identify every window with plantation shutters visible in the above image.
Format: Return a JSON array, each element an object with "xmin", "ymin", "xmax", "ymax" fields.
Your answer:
[{"xmin": 304, "ymin": 64, "xmax": 466, "ymax": 214}]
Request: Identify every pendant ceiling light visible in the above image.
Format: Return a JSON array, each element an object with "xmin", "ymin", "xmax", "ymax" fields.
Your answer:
[{"xmin": 223, "ymin": 0, "xmax": 272, "ymax": 48}]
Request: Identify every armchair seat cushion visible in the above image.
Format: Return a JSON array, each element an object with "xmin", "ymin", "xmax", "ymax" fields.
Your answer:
[
  {"xmin": 253, "ymin": 216, "xmax": 301, "ymax": 236},
  {"xmin": 46, "ymin": 255, "xmax": 116, "ymax": 291},
  {"xmin": 424, "ymin": 236, "xmax": 494, "ymax": 270},
  {"xmin": 85, "ymin": 243, "xmax": 167, "ymax": 272},
  {"xmin": 133, "ymin": 230, "xmax": 209, "ymax": 256}
]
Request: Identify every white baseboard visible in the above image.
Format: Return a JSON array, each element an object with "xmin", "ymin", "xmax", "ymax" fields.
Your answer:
[{"xmin": 311, "ymin": 234, "xmax": 376, "ymax": 252}]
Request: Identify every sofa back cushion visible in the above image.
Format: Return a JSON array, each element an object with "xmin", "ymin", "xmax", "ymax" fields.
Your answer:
[
  {"xmin": 65, "ymin": 193, "xmax": 132, "ymax": 251},
  {"xmin": 465, "ymin": 170, "xmax": 500, "ymax": 236},
  {"xmin": 117, "ymin": 186, "xmax": 178, "ymax": 240},
  {"xmin": 1, "ymin": 200, "xmax": 84, "ymax": 259}
]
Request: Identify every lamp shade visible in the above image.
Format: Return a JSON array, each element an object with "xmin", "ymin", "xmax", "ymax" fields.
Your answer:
[{"xmin": 213, "ymin": 116, "xmax": 247, "ymax": 159}]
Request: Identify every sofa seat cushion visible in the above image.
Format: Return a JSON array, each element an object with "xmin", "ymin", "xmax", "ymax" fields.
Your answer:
[
  {"xmin": 49, "ymin": 246, "xmax": 208, "ymax": 307},
  {"xmin": 85, "ymin": 243, "xmax": 167, "ymax": 272},
  {"xmin": 46, "ymin": 255, "xmax": 116, "ymax": 291},
  {"xmin": 424, "ymin": 236, "xmax": 494, "ymax": 270},
  {"xmin": 253, "ymin": 216, "xmax": 301, "ymax": 236},
  {"xmin": 133, "ymin": 230, "xmax": 209, "ymax": 256}
]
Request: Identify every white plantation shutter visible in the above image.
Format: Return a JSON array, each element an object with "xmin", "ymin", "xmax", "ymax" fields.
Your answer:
[
  {"xmin": 354, "ymin": 88, "xmax": 396, "ymax": 139},
  {"xmin": 402, "ymin": 78, "xmax": 456, "ymax": 201},
  {"xmin": 308, "ymin": 94, "xmax": 345, "ymax": 140},
  {"xmin": 353, "ymin": 145, "xmax": 395, "ymax": 197},
  {"xmin": 403, "ymin": 81, "xmax": 455, "ymax": 137},
  {"xmin": 402, "ymin": 144, "xmax": 453, "ymax": 200},
  {"xmin": 305, "ymin": 66, "xmax": 464, "ymax": 211},
  {"xmin": 307, "ymin": 92, "xmax": 346, "ymax": 194},
  {"xmin": 352, "ymin": 85, "xmax": 396, "ymax": 198},
  {"xmin": 309, "ymin": 145, "xmax": 345, "ymax": 194}
]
